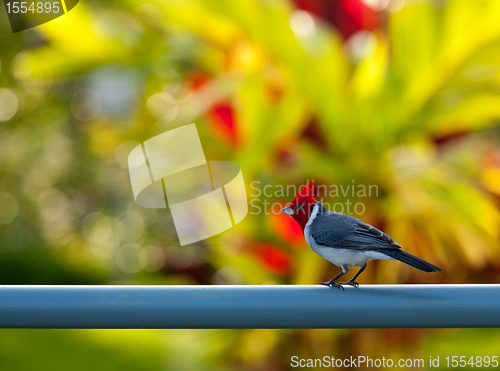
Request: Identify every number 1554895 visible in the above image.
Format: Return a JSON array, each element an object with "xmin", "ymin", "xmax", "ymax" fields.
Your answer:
[{"xmin": 5, "ymin": 2, "xmax": 61, "ymax": 14}]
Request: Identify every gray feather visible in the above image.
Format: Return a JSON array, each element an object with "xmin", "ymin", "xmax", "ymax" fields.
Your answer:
[
  {"xmin": 374, "ymin": 249, "xmax": 442, "ymax": 272},
  {"xmin": 310, "ymin": 203, "xmax": 401, "ymax": 250}
]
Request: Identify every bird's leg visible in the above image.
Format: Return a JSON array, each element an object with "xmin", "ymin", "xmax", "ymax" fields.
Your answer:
[
  {"xmin": 320, "ymin": 265, "xmax": 349, "ymax": 290},
  {"xmin": 340, "ymin": 263, "xmax": 367, "ymax": 288}
]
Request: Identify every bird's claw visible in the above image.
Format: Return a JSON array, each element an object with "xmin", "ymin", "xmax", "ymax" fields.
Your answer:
[
  {"xmin": 319, "ymin": 282, "xmax": 344, "ymax": 291},
  {"xmin": 341, "ymin": 281, "xmax": 360, "ymax": 288}
]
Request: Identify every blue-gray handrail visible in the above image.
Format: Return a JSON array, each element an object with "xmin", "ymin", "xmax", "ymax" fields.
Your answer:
[{"xmin": 0, "ymin": 284, "xmax": 499, "ymax": 328}]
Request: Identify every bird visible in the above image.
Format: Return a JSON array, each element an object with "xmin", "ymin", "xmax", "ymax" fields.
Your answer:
[{"xmin": 280, "ymin": 181, "xmax": 442, "ymax": 289}]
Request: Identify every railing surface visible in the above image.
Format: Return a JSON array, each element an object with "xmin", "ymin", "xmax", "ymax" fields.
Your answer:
[{"xmin": 0, "ymin": 284, "xmax": 499, "ymax": 329}]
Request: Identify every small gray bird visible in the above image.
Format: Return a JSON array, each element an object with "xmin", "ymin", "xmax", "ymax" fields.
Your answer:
[{"xmin": 281, "ymin": 181, "xmax": 442, "ymax": 289}]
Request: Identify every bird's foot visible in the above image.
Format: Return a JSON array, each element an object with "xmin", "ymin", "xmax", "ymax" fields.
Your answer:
[
  {"xmin": 319, "ymin": 282, "xmax": 344, "ymax": 291},
  {"xmin": 339, "ymin": 281, "xmax": 359, "ymax": 288}
]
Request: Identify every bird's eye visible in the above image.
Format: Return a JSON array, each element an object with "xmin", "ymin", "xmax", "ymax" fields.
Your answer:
[{"xmin": 296, "ymin": 204, "xmax": 304, "ymax": 212}]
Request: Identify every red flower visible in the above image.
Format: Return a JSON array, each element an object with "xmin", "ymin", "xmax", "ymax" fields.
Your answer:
[
  {"xmin": 207, "ymin": 102, "xmax": 239, "ymax": 147},
  {"xmin": 292, "ymin": 0, "xmax": 381, "ymax": 39},
  {"xmin": 254, "ymin": 243, "xmax": 294, "ymax": 277},
  {"xmin": 270, "ymin": 207, "xmax": 305, "ymax": 247},
  {"xmin": 184, "ymin": 71, "xmax": 239, "ymax": 147}
]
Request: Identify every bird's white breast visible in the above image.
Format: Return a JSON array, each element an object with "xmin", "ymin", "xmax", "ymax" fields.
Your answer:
[{"xmin": 304, "ymin": 203, "xmax": 393, "ymax": 267}]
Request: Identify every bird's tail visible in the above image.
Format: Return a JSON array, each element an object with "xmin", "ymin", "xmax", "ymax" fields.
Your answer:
[{"xmin": 375, "ymin": 249, "xmax": 442, "ymax": 272}]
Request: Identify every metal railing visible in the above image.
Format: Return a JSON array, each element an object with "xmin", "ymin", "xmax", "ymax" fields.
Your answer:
[{"xmin": 0, "ymin": 284, "xmax": 499, "ymax": 328}]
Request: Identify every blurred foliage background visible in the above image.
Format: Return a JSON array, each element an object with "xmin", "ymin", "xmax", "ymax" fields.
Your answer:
[{"xmin": 2, "ymin": 0, "xmax": 500, "ymax": 369}]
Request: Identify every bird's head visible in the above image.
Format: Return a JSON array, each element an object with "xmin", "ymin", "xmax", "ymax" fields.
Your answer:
[{"xmin": 280, "ymin": 180, "xmax": 317, "ymax": 231}]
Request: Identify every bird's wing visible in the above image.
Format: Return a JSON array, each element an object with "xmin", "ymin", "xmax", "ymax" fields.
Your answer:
[{"xmin": 309, "ymin": 212, "xmax": 401, "ymax": 250}]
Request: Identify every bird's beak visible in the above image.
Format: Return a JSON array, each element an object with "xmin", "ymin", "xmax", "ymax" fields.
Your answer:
[{"xmin": 280, "ymin": 206, "xmax": 295, "ymax": 215}]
